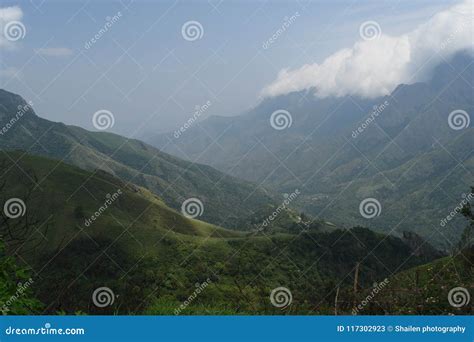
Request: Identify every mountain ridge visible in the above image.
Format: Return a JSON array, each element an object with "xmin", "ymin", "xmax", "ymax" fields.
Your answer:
[
  {"xmin": 0, "ymin": 90, "xmax": 279, "ymax": 230},
  {"xmin": 148, "ymin": 51, "xmax": 474, "ymax": 246},
  {"xmin": 0, "ymin": 151, "xmax": 449, "ymax": 314}
]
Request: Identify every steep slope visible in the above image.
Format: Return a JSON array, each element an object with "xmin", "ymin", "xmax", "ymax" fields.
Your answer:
[
  {"xmin": 348, "ymin": 251, "xmax": 473, "ymax": 315},
  {"xmin": 0, "ymin": 91, "xmax": 277, "ymax": 229},
  {"xmin": 0, "ymin": 151, "xmax": 239, "ymax": 249},
  {"xmin": 0, "ymin": 152, "xmax": 444, "ymax": 315},
  {"xmin": 150, "ymin": 51, "xmax": 474, "ymax": 246}
]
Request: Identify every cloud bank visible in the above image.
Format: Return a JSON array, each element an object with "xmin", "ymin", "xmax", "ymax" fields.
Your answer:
[
  {"xmin": 262, "ymin": 0, "xmax": 473, "ymax": 99},
  {"xmin": 0, "ymin": 6, "xmax": 23, "ymax": 48}
]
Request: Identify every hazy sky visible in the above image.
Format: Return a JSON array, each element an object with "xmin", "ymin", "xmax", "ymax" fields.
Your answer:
[{"xmin": 0, "ymin": 0, "xmax": 461, "ymax": 138}]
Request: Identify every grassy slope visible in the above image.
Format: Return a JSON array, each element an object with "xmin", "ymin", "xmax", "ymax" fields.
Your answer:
[
  {"xmin": 0, "ymin": 99, "xmax": 471, "ymax": 314},
  {"xmin": 0, "ymin": 152, "xmax": 458, "ymax": 315},
  {"xmin": 349, "ymin": 251, "xmax": 473, "ymax": 315},
  {"xmin": 298, "ymin": 131, "xmax": 474, "ymax": 243},
  {"xmin": 0, "ymin": 89, "xmax": 276, "ymax": 230},
  {"xmin": 0, "ymin": 151, "xmax": 240, "ymax": 253}
]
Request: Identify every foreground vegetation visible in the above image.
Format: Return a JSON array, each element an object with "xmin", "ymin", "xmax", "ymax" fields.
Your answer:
[{"xmin": 0, "ymin": 152, "xmax": 471, "ymax": 315}]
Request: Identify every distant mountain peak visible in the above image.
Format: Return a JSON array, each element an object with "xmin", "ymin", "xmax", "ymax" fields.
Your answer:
[{"xmin": 0, "ymin": 89, "xmax": 36, "ymax": 122}]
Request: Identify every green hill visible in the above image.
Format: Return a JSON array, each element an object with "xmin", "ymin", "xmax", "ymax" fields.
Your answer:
[
  {"xmin": 343, "ymin": 251, "xmax": 473, "ymax": 315},
  {"xmin": 0, "ymin": 151, "xmax": 449, "ymax": 315},
  {"xmin": 0, "ymin": 89, "xmax": 276, "ymax": 230},
  {"xmin": 0, "ymin": 151, "xmax": 240, "ymax": 248}
]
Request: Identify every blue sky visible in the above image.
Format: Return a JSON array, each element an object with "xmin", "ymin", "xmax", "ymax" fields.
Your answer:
[{"xmin": 0, "ymin": 0, "xmax": 460, "ymax": 137}]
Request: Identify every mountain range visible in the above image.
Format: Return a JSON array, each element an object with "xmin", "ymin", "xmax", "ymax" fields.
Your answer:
[
  {"xmin": 0, "ymin": 52, "xmax": 472, "ymax": 315},
  {"xmin": 149, "ymin": 51, "xmax": 474, "ymax": 247},
  {"xmin": 0, "ymin": 89, "xmax": 277, "ymax": 230},
  {"xmin": 0, "ymin": 151, "xmax": 452, "ymax": 314}
]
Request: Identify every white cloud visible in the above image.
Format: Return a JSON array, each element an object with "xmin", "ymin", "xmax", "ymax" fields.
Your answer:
[
  {"xmin": 262, "ymin": 0, "xmax": 473, "ymax": 99},
  {"xmin": 0, "ymin": 6, "xmax": 24, "ymax": 48},
  {"xmin": 35, "ymin": 47, "xmax": 74, "ymax": 57}
]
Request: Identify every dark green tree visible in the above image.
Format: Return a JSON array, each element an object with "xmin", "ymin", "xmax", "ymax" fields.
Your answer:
[{"xmin": 0, "ymin": 239, "xmax": 43, "ymax": 314}]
